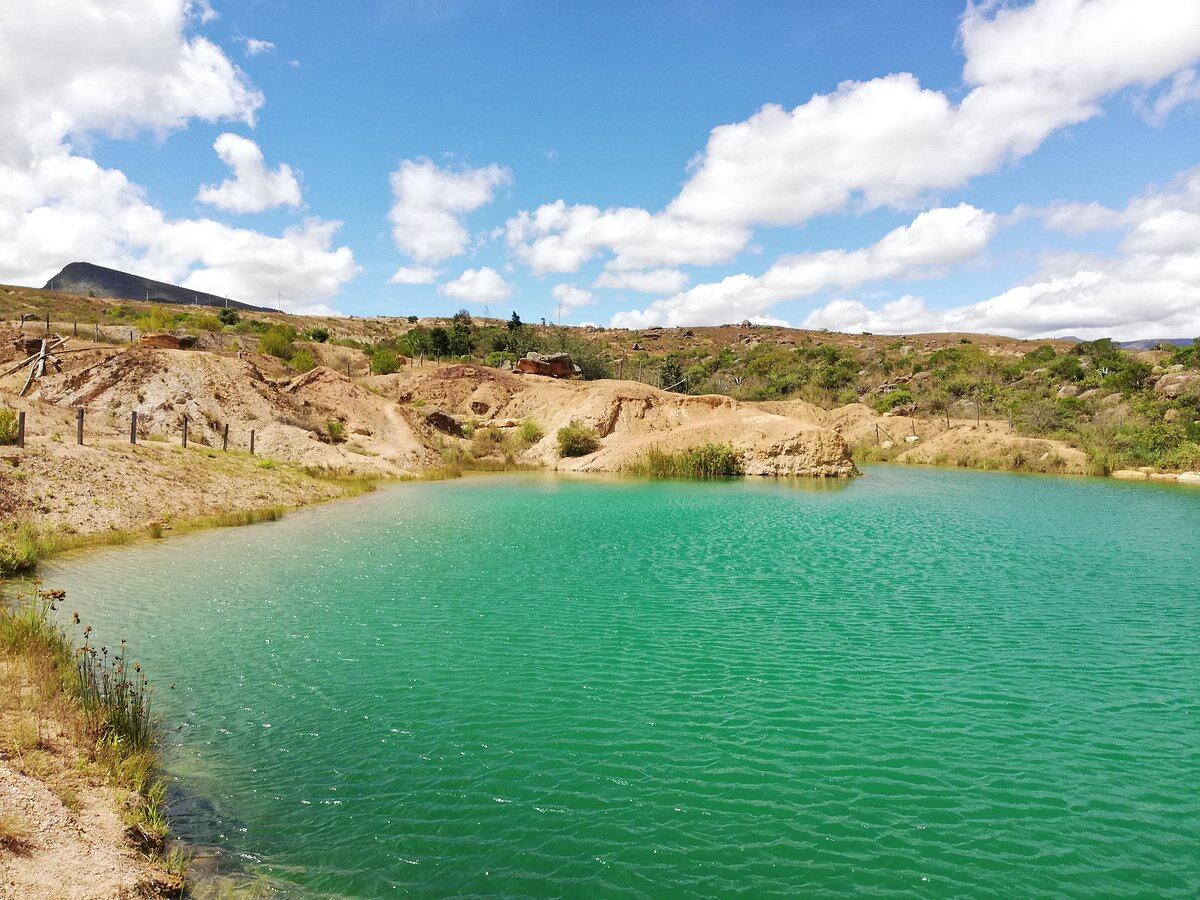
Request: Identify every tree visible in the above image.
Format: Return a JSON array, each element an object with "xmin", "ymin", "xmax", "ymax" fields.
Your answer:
[
  {"xmin": 660, "ymin": 360, "xmax": 684, "ymax": 392},
  {"xmin": 217, "ymin": 307, "xmax": 240, "ymax": 326},
  {"xmin": 508, "ymin": 311, "xmax": 522, "ymax": 331},
  {"xmin": 430, "ymin": 326, "xmax": 451, "ymax": 357}
]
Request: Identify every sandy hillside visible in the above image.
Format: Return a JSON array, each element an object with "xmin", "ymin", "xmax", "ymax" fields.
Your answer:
[
  {"xmin": 755, "ymin": 400, "xmax": 1089, "ymax": 473},
  {"xmin": 377, "ymin": 364, "xmax": 858, "ymax": 477}
]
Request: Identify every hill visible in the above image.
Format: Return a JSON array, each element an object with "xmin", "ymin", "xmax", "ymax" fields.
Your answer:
[{"xmin": 43, "ymin": 261, "xmax": 271, "ymax": 311}]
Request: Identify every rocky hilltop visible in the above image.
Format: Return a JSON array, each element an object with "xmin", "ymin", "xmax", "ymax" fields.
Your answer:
[{"xmin": 43, "ymin": 262, "xmax": 269, "ymax": 311}]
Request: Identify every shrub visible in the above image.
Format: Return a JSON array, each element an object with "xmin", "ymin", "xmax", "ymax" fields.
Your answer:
[
  {"xmin": 259, "ymin": 324, "xmax": 296, "ymax": 359},
  {"xmin": 326, "ymin": 420, "xmax": 344, "ymax": 444},
  {"xmin": 371, "ymin": 349, "xmax": 399, "ymax": 375},
  {"xmin": 518, "ymin": 419, "xmax": 544, "ymax": 444},
  {"xmin": 873, "ymin": 389, "xmax": 914, "ymax": 413},
  {"xmin": 217, "ymin": 307, "xmax": 240, "ymax": 326},
  {"xmin": 290, "ymin": 350, "xmax": 316, "ymax": 373},
  {"xmin": 303, "ymin": 327, "xmax": 329, "ymax": 343},
  {"xmin": 486, "ymin": 351, "xmax": 517, "ymax": 368},
  {"xmin": 631, "ymin": 444, "xmax": 744, "ymax": 479},
  {"xmin": 0, "ymin": 524, "xmax": 41, "ymax": 576},
  {"xmin": 0, "ymin": 408, "xmax": 18, "ymax": 446},
  {"xmin": 557, "ymin": 421, "xmax": 600, "ymax": 457}
]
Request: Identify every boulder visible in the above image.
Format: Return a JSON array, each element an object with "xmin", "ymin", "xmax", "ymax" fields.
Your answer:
[
  {"xmin": 1177, "ymin": 472, "xmax": 1200, "ymax": 485},
  {"xmin": 1056, "ymin": 384, "xmax": 1080, "ymax": 398},
  {"xmin": 1154, "ymin": 372, "xmax": 1198, "ymax": 399},
  {"xmin": 1111, "ymin": 469, "xmax": 1148, "ymax": 480},
  {"xmin": 515, "ymin": 352, "xmax": 582, "ymax": 379},
  {"xmin": 423, "ymin": 409, "xmax": 463, "ymax": 436}
]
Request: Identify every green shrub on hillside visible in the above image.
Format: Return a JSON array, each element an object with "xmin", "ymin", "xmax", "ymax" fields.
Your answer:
[
  {"xmin": 371, "ymin": 349, "xmax": 399, "ymax": 375},
  {"xmin": 0, "ymin": 408, "xmax": 18, "ymax": 446},
  {"xmin": 290, "ymin": 350, "xmax": 316, "ymax": 373},
  {"xmin": 518, "ymin": 419, "xmax": 544, "ymax": 444},
  {"xmin": 217, "ymin": 307, "xmax": 240, "ymax": 326},
  {"xmin": 259, "ymin": 325, "xmax": 297, "ymax": 359},
  {"xmin": 872, "ymin": 389, "xmax": 914, "ymax": 413},
  {"xmin": 557, "ymin": 421, "xmax": 600, "ymax": 457}
]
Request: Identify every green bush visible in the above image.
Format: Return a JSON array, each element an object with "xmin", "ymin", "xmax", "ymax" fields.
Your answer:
[
  {"xmin": 290, "ymin": 350, "xmax": 316, "ymax": 373},
  {"xmin": 486, "ymin": 351, "xmax": 517, "ymax": 368},
  {"xmin": 326, "ymin": 420, "xmax": 344, "ymax": 444},
  {"xmin": 557, "ymin": 421, "xmax": 600, "ymax": 457},
  {"xmin": 303, "ymin": 327, "xmax": 330, "ymax": 343},
  {"xmin": 217, "ymin": 307, "xmax": 240, "ymax": 326},
  {"xmin": 0, "ymin": 408, "xmax": 18, "ymax": 446},
  {"xmin": 0, "ymin": 524, "xmax": 40, "ymax": 576},
  {"xmin": 872, "ymin": 389, "xmax": 914, "ymax": 413},
  {"xmin": 259, "ymin": 324, "xmax": 296, "ymax": 359},
  {"xmin": 371, "ymin": 349, "xmax": 399, "ymax": 375},
  {"xmin": 518, "ymin": 419, "xmax": 544, "ymax": 444}
]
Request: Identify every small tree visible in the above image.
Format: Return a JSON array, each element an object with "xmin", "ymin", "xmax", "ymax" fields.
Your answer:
[
  {"xmin": 290, "ymin": 350, "xmax": 316, "ymax": 373},
  {"xmin": 508, "ymin": 311, "xmax": 523, "ymax": 331},
  {"xmin": 217, "ymin": 307, "xmax": 240, "ymax": 326}
]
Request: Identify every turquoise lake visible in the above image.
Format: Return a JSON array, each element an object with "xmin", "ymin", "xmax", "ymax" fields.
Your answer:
[{"xmin": 35, "ymin": 466, "xmax": 1200, "ymax": 896}]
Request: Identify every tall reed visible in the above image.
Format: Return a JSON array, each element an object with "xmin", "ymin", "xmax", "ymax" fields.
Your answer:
[{"xmin": 629, "ymin": 444, "xmax": 744, "ymax": 479}]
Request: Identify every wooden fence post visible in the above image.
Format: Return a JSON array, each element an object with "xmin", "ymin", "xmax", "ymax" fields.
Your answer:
[
  {"xmin": 45, "ymin": 313, "xmax": 49, "ymax": 333},
  {"xmin": 73, "ymin": 321, "xmax": 78, "ymax": 337},
  {"xmin": 182, "ymin": 415, "xmax": 188, "ymax": 449},
  {"xmin": 94, "ymin": 323, "xmax": 99, "ymax": 341},
  {"xmin": 249, "ymin": 429, "xmax": 255, "ymax": 455},
  {"xmin": 16, "ymin": 411, "xmax": 25, "ymax": 448},
  {"xmin": 222, "ymin": 423, "xmax": 229, "ymax": 452},
  {"xmin": 76, "ymin": 408, "xmax": 84, "ymax": 445},
  {"xmin": 130, "ymin": 411, "xmax": 137, "ymax": 444}
]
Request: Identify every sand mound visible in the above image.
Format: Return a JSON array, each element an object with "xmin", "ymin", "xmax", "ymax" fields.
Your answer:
[{"xmin": 36, "ymin": 350, "xmax": 437, "ymax": 474}]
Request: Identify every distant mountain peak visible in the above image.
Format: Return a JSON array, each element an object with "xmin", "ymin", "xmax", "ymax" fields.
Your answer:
[{"xmin": 43, "ymin": 262, "xmax": 271, "ymax": 311}]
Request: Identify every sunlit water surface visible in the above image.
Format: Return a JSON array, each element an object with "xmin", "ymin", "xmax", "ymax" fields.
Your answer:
[{"xmin": 36, "ymin": 467, "xmax": 1200, "ymax": 896}]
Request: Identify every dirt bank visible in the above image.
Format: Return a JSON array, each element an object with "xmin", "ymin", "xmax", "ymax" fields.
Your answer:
[{"xmin": 377, "ymin": 364, "xmax": 858, "ymax": 477}]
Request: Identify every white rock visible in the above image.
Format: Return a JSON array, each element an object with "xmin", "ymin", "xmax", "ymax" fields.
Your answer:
[{"xmin": 905, "ymin": 435, "xmax": 920, "ymax": 443}]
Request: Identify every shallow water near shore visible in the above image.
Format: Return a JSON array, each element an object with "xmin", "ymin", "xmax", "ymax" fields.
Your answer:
[{"xmin": 38, "ymin": 467, "xmax": 1200, "ymax": 896}]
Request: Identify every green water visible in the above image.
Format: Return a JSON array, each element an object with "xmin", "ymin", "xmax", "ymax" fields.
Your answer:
[{"xmin": 37, "ymin": 467, "xmax": 1200, "ymax": 897}]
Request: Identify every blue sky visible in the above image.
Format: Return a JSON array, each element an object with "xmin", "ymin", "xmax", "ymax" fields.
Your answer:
[{"xmin": 4, "ymin": 0, "xmax": 1200, "ymax": 337}]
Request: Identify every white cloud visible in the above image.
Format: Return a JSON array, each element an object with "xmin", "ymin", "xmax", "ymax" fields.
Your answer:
[
  {"xmin": 505, "ymin": 201, "xmax": 747, "ymax": 275},
  {"xmin": 593, "ymin": 267, "xmax": 690, "ymax": 294},
  {"xmin": 389, "ymin": 158, "xmax": 511, "ymax": 264},
  {"xmin": 438, "ymin": 267, "xmax": 511, "ymax": 303},
  {"xmin": 610, "ymin": 204, "xmax": 997, "ymax": 328},
  {"xmin": 243, "ymin": 37, "xmax": 276, "ymax": 57},
  {"xmin": 551, "ymin": 283, "xmax": 593, "ymax": 313},
  {"xmin": 0, "ymin": 0, "xmax": 357, "ymax": 309},
  {"xmin": 388, "ymin": 265, "xmax": 439, "ymax": 285},
  {"xmin": 671, "ymin": 0, "xmax": 1200, "ymax": 229},
  {"xmin": 802, "ymin": 166, "xmax": 1200, "ymax": 340},
  {"xmin": 196, "ymin": 133, "xmax": 302, "ymax": 213}
]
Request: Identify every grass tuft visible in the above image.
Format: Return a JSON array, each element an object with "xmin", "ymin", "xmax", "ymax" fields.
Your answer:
[{"xmin": 628, "ymin": 444, "xmax": 744, "ymax": 479}]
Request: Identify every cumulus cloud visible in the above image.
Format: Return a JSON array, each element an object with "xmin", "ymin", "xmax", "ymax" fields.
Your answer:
[
  {"xmin": 388, "ymin": 265, "xmax": 439, "ymax": 285},
  {"xmin": 671, "ymin": 0, "xmax": 1200, "ymax": 228},
  {"xmin": 501, "ymin": 0, "xmax": 1200, "ymax": 294},
  {"xmin": 438, "ymin": 266, "xmax": 511, "ymax": 303},
  {"xmin": 802, "ymin": 166, "xmax": 1200, "ymax": 340},
  {"xmin": 389, "ymin": 158, "xmax": 511, "ymax": 264},
  {"xmin": 610, "ymin": 204, "xmax": 997, "ymax": 328},
  {"xmin": 196, "ymin": 133, "xmax": 302, "ymax": 213},
  {"xmin": 243, "ymin": 37, "xmax": 276, "ymax": 57},
  {"xmin": 593, "ymin": 267, "xmax": 690, "ymax": 294},
  {"xmin": 551, "ymin": 283, "xmax": 594, "ymax": 314},
  {"xmin": 505, "ymin": 201, "xmax": 747, "ymax": 275},
  {"xmin": 0, "ymin": 0, "xmax": 356, "ymax": 309}
]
